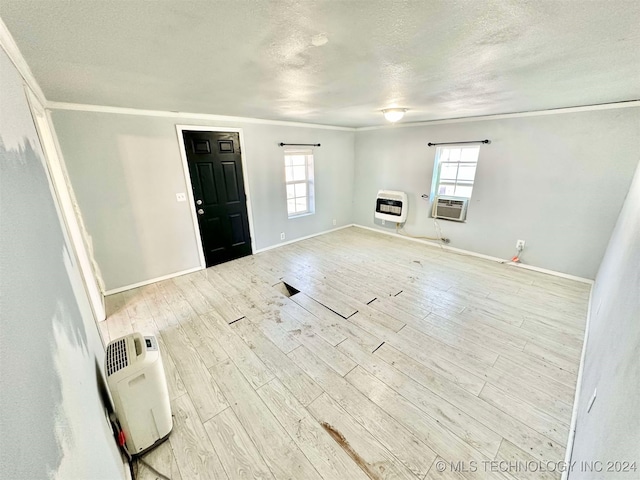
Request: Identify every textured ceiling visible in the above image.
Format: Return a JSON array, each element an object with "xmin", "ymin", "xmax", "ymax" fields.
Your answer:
[{"xmin": 1, "ymin": 0, "xmax": 639, "ymax": 127}]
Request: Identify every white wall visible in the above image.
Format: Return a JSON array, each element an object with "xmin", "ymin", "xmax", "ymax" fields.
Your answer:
[
  {"xmin": 568, "ymin": 159, "xmax": 640, "ymax": 478},
  {"xmin": 0, "ymin": 49, "xmax": 123, "ymax": 479},
  {"xmin": 52, "ymin": 106, "xmax": 639, "ymax": 290},
  {"xmin": 51, "ymin": 110, "xmax": 355, "ymax": 291},
  {"xmin": 353, "ymin": 107, "xmax": 640, "ymax": 279}
]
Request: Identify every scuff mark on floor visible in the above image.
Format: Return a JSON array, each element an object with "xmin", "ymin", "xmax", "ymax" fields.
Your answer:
[{"xmin": 320, "ymin": 422, "xmax": 381, "ymax": 480}]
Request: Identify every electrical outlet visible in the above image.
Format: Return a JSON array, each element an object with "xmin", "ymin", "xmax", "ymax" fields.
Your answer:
[
  {"xmin": 516, "ymin": 239, "xmax": 526, "ymax": 250},
  {"xmin": 333, "ymin": 219, "xmax": 336, "ymax": 226},
  {"xmin": 381, "ymin": 219, "xmax": 386, "ymax": 226},
  {"xmin": 280, "ymin": 232, "xmax": 285, "ymax": 241},
  {"xmin": 176, "ymin": 192, "xmax": 187, "ymax": 202}
]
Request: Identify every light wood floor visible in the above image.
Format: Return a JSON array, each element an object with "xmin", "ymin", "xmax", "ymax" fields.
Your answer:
[{"xmin": 101, "ymin": 227, "xmax": 589, "ymax": 480}]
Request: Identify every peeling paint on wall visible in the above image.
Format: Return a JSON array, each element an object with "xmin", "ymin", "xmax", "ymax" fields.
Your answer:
[{"xmin": 0, "ymin": 49, "xmax": 123, "ymax": 479}]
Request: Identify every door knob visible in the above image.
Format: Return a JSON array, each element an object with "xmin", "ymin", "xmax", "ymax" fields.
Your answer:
[
  {"xmin": 197, "ymin": 209, "xmax": 204, "ymax": 215},
  {"xmin": 196, "ymin": 199, "xmax": 203, "ymax": 205}
]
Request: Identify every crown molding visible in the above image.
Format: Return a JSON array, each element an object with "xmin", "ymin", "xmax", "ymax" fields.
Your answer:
[
  {"xmin": 0, "ymin": 17, "xmax": 47, "ymax": 105},
  {"xmin": 3, "ymin": 15, "xmax": 636, "ymax": 134},
  {"xmin": 356, "ymin": 100, "xmax": 640, "ymax": 131},
  {"xmin": 47, "ymin": 99, "xmax": 640, "ymax": 132},
  {"xmin": 47, "ymin": 101, "xmax": 357, "ymax": 131}
]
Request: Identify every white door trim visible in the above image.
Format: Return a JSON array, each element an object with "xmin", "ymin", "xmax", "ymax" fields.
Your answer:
[
  {"xmin": 25, "ymin": 87, "xmax": 106, "ymax": 320},
  {"xmin": 175, "ymin": 125, "xmax": 257, "ymax": 268}
]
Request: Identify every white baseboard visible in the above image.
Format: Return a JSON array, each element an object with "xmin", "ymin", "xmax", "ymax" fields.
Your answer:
[
  {"xmin": 105, "ymin": 222, "xmax": 592, "ymax": 295},
  {"xmin": 104, "ymin": 266, "xmax": 203, "ymax": 296},
  {"xmin": 353, "ymin": 224, "xmax": 594, "ymax": 284},
  {"xmin": 105, "ymin": 226, "xmax": 353, "ymax": 295},
  {"xmin": 254, "ymin": 224, "xmax": 355, "ymax": 254},
  {"xmin": 104, "ymin": 221, "xmax": 592, "ymax": 480},
  {"xmin": 354, "ymin": 221, "xmax": 596, "ymax": 477},
  {"xmin": 561, "ymin": 286, "xmax": 594, "ymax": 480},
  {"xmin": 104, "ymin": 225, "xmax": 352, "ymax": 295}
]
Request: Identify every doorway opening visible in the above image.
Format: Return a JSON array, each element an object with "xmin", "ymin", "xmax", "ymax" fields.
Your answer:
[{"xmin": 177, "ymin": 127, "xmax": 255, "ymax": 268}]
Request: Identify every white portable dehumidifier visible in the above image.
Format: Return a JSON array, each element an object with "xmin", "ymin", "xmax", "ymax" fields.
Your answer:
[{"xmin": 105, "ymin": 333, "xmax": 172, "ymax": 455}]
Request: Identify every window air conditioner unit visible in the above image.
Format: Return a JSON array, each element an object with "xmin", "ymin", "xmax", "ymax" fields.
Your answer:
[
  {"xmin": 375, "ymin": 190, "xmax": 408, "ymax": 223},
  {"xmin": 432, "ymin": 196, "xmax": 468, "ymax": 222},
  {"xmin": 105, "ymin": 333, "xmax": 172, "ymax": 455}
]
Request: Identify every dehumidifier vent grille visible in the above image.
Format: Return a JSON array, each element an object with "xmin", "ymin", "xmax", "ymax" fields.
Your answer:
[{"xmin": 106, "ymin": 338, "xmax": 129, "ymax": 376}]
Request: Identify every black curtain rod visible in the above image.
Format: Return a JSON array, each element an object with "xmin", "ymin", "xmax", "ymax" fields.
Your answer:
[
  {"xmin": 279, "ymin": 143, "xmax": 321, "ymax": 147},
  {"xmin": 428, "ymin": 139, "xmax": 491, "ymax": 147}
]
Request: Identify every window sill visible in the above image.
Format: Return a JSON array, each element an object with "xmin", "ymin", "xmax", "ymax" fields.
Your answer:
[
  {"xmin": 288, "ymin": 212, "xmax": 315, "ymax": 219},
  {"xmin": 430, "ymin": 215, "xmax": 468, "ymax": 223}
]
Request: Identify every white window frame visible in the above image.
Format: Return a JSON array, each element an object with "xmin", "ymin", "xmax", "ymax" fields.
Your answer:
[
  {"xmin": 431, "ymin": 145, "xmax": 481, "ymax": 200},
  {"xmin": 284, "ymin": 149, "xmax": 315, "ymax": 218}
]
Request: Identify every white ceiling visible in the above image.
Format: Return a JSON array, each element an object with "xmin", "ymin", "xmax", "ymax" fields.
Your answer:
[{"xmin": 1, "ymin": 0, "xmax": 639, "ymax": 127}]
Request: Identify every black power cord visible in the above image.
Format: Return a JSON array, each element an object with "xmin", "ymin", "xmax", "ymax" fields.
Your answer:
[
  {"xmin": 136, "ymin": 456, "xmax": 171, "ymax": 480},
  {"xmin": 109, "ymin": 413, "xmax": 171, "ymax": 480},
  {"xmin": 108, "ymin": 414, "xmax": 136, "ymax": 479}
]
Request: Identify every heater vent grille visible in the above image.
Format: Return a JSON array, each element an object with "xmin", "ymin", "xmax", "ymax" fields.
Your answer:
[{"xmin": 375, "ymin": 190, "xmax": 408, "ymax": 223}]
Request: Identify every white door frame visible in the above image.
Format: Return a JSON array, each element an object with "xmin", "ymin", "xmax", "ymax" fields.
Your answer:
[
  {"xmin": 25, "ymin": 87, "xmax": 106, "ymax": 321},
  {"xmin": 175, "ymin": 125, "xmax": 257, "ymax": 268}
]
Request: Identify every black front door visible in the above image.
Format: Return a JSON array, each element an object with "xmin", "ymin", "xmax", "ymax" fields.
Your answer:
[{"xmin": 182, "ymin": 130, "xmax": 252, "ymax": 267}]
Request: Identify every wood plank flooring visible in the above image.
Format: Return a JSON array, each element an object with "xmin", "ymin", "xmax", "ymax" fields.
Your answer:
[{"xmin": 101, "ymin": 227, "xmax": 589, "ymax": 480}]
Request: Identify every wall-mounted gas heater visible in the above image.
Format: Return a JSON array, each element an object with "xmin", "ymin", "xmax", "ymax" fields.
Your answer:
[
  {"xmin": 375, "ymin": 190, "xmax": 408, "ymax": 223},
  {"xmin": 432, "ymin": 196, "xmax": 468, "ymax": 222}
]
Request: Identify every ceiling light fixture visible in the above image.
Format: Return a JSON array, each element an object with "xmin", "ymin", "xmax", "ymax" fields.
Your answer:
[{"xmin": 382, "ymin": 108, "xmax": 407, "ymax": 123}]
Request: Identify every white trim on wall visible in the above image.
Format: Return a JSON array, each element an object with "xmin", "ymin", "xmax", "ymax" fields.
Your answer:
[
  {"xmin": 0, "ymin": 17, "xmax": 47, "ymax": 106},
  {"xmin": 49, "ymin": 101, "xmax": 356, "ymax": 131},
  {"xmin": 108, "ymin": 222, "xmax": 594, "ymax": 296},
  {"xmin": 176, "ymin": 127, "xmax": 206, "ymax": 269},
  {"xmin": 561, "ymin": 286, "xmax": 594, "ymax": 480},
  {"xmin": 105, "ymin": 225, "xmax": 355, "ymax": 294},
  {"xmin": 2, "ymin": 20, "xmax": 108, "ymax": 321},
  {"xmin": 26, "ymin": 88, "xmax": 107, "ymax": 321},
  {"xmin": 175, "ymin": 125, "xmax": 258, "ymax": 267},
  {"xmin": 104, "ymin": 266, "xmax": 203, "ymax": 296},
  {"xmin": 48, "ymin": 99, "xmax": 639, "ymax": 133},
  {"xmin": 357, "ymin": 100, "xmax": 640, "ymax": 131},
  {"xmin": 353, "ymin": 224, "xmax": 594, "ymax": 284},
  {"xmin": 254, "ymin": 224, "xmax": 354, "ymax": 254}
]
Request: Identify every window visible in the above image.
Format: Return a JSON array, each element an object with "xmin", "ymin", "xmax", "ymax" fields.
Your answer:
[
  {"xmin": 431, "ymin": 145, "xmax": 480, "ymax": 198},
  {"xmin": 284, "ymin": 149, "xmax": 315, "ymax": 217}
]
